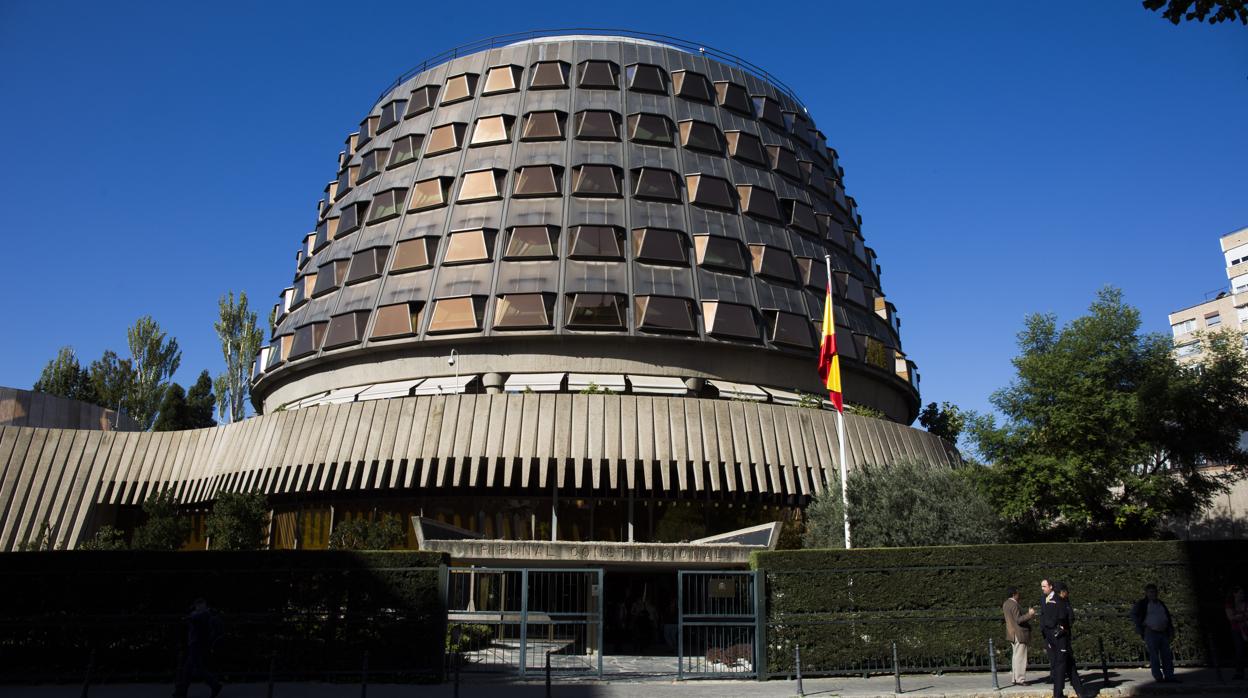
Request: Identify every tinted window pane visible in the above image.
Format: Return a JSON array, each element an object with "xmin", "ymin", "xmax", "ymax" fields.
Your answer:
[
  {"xmin": 578, "ymin": 60, "xmax": 619, "ymax": 88},
  {"xmin": 289, "ymin": 322, "xmax": 327, "ymax": 359},
  {"xmin": 368, "ymin": 189, "xmax": 404, "ymax": 222},
  {"xmin": 768, "ymin": 145, "xmax": 802, "ymax": 180},
  {"xmin": 750, "ymin": 244, "xmax": 797, "ymax": 283},
  {"xmin": 694, "ymin": 235, "xmax": 747, "ymax": 273},
  {"xmin": 626, "ymin": 64, "xmax": 667, "ymax": 93},
  {"xmin": 312, "ymin": 259, "xmax": 346, "ymax": 297},
  {"xmin": 572, "ymin": 165, "xmax": 621, "ymax": 198},
  {"xmin": 372, "ymin": 302, "xmax": 423, "ymax": 338},
  {"xmin": 703, "ymin": 301, "xmax": 759, "ymax": 340},
  {"xmin": 514, "ymin": 165, "xmax": 561, "ymax": 197},
  {"xmin": 679, "ymin": 120, "xmax": 723, "ymax": 153},
  {"xmin": 427, "ymin": 297, "xmax": 483, "ymax": 333},
  {"xmin": 565, "ymin": 293, "xmax": 625, "ymax": 329},
  {"xmin": 409, "ymin": 177, "xmax": 450, "ymax": 211},
  {"xmin": 574, "ymin": 110, "xmax": 619, "ymax": 140},
  {"xmin": 627, "ymin": 113, "xmax": 674, "ymax": 146},
  {"xmin": 378, "ymin": 100, "xmax": 406, "ymax": 132},
  {"xmin": 387, "ymin": 135, "xmax": 423, "ymax": 168},
  {"xmin": 687, "ymin": 174, "xmax": 734, "ymax": 210},
  {"xmin": 786, "ymin": 200, "xmax": 818, "ymax": 234},
  {"xmin": 753, "ymin": 96, "xmax": 785, "ymax": 127},
  {"xmin": 358, "ymin": 149, "xmax": 388, "ymax": 181},
  {"xmin": 569, "ymin": 226, "xmax": 622, "ymax": 259},
  {"xmin": 530, "ymin": 61, "xmax": 570, "ymax": 89},
  {"xmin": 426, "ymin": 123, "xmax": 465, "ymax": 156},
  {"xmin": 633, "ymin": 168, "xmax": 681, "ymax": 202},
  {"xmin": 407, "ymin": 85, "xmax": 438, "ymax": 117},
  {"xmin": 494, "ymin": 294, "xmax": 552, "ymax": 329},
  {"xmin": 633, "ymin": 228, "xmax": 688, "ymax": 265},
  {"xmin": 672, "ymin": 70, "xmax": 714, "ymax": 102},
  {"xmin": 482, "ymin": 65, "xmax": 521, "ymax": 94},
  {"xmin": 771, "ymin": 311, "xmax": 815, "ymax": 348},
  {"xmin": 471, "ymin": 115, "xmax": 512, "ymax": 146},
  {"xmin": 636, "ymin": 296, "xmax": 695, "ymax": 334},
  {"xmin": 442, "ymin": 73, "xmax": 477, "ymax": 104},
  {"xmin": 324, "ymin": 311, "xmax": 369, "ymax": 349},
  {"xmin": 505, "ymin": 226, "xmax": 556, "ymax": 259},
  {"xmin": 444, "ymin": 229, "xmax": 492, "ymax": 264},
  {"xmin": 391, "ymin": 237, "xmax": 434, "ymax": 273},
  {"xmin": 714, "ymin": 81, "xmax": 752, "ymax": 114},
  {"xmin": 458, "ymin": 170, "xmax": 503, "ymax": 203},
  {"xmin": 521, "ymin": 111, "xmax": 565, "ymax": 141},
  {"xmin": 737, "ymin": 185, "xmax": 781, "ymax": 221},
  {"xmin": 346, "ymin": 247, "xmax": 388, "ymax": 284},
  {"xmin": 725, "ymin": 131, "xmax": 767, "ymax": 165}
]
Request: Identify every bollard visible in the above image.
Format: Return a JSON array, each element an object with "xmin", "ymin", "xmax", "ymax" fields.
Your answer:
[
  {"xmin": 545, "ymin": 650, "xmax": 552, "ymax": 698},
  {"xmin": 360, "ymin": 649, "xmax": 369, "ymax": 698},
  {"xmin": 267, "ymin": 655, "xmax": 276, "ymax": 698},
  {"xmin": 453, "ymin": 651, "xmax": 460, "ymax": 698},
  {"xmin": 892, "ymin": 641, "xmax": 901, "ymax": 695},
  {"xmin": 795, "ymin": 643, "xmax": 804, "ymax": 697},
  {"xmin": 989, "ymin": 637, "xmax": 999, "ymax": 690},
  {"xmin": 1098, "ymin": 637, "xmax": 1109, "ymax": 686},
  {"xmin": 80, "ymin": 649, "xmax": 95, "ymax": 698}
]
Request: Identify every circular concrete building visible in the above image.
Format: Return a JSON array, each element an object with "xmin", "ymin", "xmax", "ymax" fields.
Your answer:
[{"xmin": 252, "ymin": 33, "xmax": 917, "ymax": 423}]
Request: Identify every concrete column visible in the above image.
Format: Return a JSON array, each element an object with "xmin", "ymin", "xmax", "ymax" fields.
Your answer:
[{"xmin": 483, "ymin": 372, "xmax": 505, "ymax": 394}]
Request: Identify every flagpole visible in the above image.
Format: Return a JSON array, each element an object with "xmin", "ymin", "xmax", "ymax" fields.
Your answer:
[{"xmin": 825, "ymin": 254, "xmax": 852, "ymax": 550}]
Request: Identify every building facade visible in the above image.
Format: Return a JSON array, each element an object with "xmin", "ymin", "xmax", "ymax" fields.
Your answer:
[
  {"xmin": 0, "ymin": 34, "xmax": 959, "ymax": 555},
  {"xmin": 1169, "ymin": 226, "xmax": 1248, "ymax": 361}
]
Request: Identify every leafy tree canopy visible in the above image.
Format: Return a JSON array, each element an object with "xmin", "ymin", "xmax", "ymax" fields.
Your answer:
[
  {"xmin": 186, "ymin": 370, "xmax": 217, "ymax": 429},
  {"xmin": 131, "ymin": 489, "xmax": 189, "ymax": 550},
  {"xmin": 127, "ymin": 316, "xmax": 182, "ymax": 430},
  {"xmin": 803, "ymin": 461, "xmax": 1002, "ymax": 549},
  {"xmin": 205, "ymin": 491, "xmax": 269, "ymax": 550},
  {"xmin": 214, "ymin": 291, "xmax": 263, "ymax": 423},
  {"xmin": 918, "ymin": 401, "xmax": 967, "ymax": 445},
  {"xmin": 33, "ymin": 347, "xmax": 100, "ymax": 405},
  {"xmin": 328, "ymin": 516, "xmax": 406, "ymax": 550},
  {"xmin": 1143, "ymin": 0, "xmax": 1247, "ymax": 25},
  {"xmin": 969, "ymin": 287, "xmax": 1248, "ymax": 540},
  {"xmin": 78, "ymin": 525, "xmax": 127, "ymax": 551}
]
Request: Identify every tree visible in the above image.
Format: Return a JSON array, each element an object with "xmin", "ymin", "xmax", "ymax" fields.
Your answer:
[
  {"xmin": 1143, "ymin": 0, "xmax": 1247, "ymax": 25},
  {"xmin": 152, "ymin": 384, "xmax": 189, "ymax": 432},
  {"xmin": 88, "ymin": 350, "xmax": 135, "ymax": 415},
  {"xmin": 205, "ymin": 491, "xmax": 269, "ymax": 550},
  {"xmin": 918, "ymin": 401, "xmax": 967, "ymax": 445},
  {"xmin": 78, "ymin": 525, "xmax": 127, "ymax": 550},
  {"xmin": 186, "ymin": 370, "xmax": 217, "ymax": 428},
  {"xmin": 33, "ymin": 347, "xmax": 99, "ymax": 404},
  {"xmin": 126, "ymin": 316, "xmax": 182, "ymax": 430},
  {"xmin": 328, "ymin": 516, "xmax": 406, "ymax": 550},
  {"xmin": 803, "ymin": 461, "xmax": 1001, "ymax": 549},
  {"xmin": 970, "ymin": 287, "xmax": 1248, "ymax": 540},
  {"xmin": 130, "ymin": 489, "xmax": 190, "ymax": 550},
  {"xmin": 214, "ymin": 291, "xmax": 263, "ymax": 423}
]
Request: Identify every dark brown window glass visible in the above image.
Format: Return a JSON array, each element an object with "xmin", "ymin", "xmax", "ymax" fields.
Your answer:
[
  {"xmin": 335, "ymin": 165, "xmax": 358, "ymax": 200},
  {"xmin": 724, "ymin": 131, "xmax": 767, "ymax": 166},
  {"xmin": 798, "ymin": 159, "xmax": 816, "ymax": 185},
  {"xmin": 574, "ymin": 110, "xmax": 620, "ymax": 140},
  {"xmin": 387, "ymin": 134, "xmax": 423, "ymax": 169},
  {"xmin": 703, "ymin": 301, "xmax": 760, "ymax": 340},
  {"xmin": 371, "ymin": 302, "xmax": 424, "ymax": 339},
  {"xmin": 470, "ymin": 115, "xmax": 513, "ymax": 146},
  {"xmin": 715, "ymin": 81, "xmax": 752, "ymax": 114},
  {"xmin": 313, "ymin": 220, "xmax": 330, "ymax": 253},
  {"xmin": 626, "ymin": 63, "xmax": 667, "ymax": 93},
  {"xmin": 571, "ymin": 165, "xmax": 621, "ymax": 198},
  {"xmin": 565, "ymin": 293, "xmax": 625, "ymax": 330},
  {"xmin": 358, "ymin": 116, "xmax": 379, "ymax": 147},
  {"xmin": 694, "ymin": 235, "xmax": 748, "ymax": 274},
  {"xmin": 458, "ymin": 169, "xmax": 505, "ymax": 203},
  {"xmin": 407, "ymin": 85, "xmax": 438, "ymax": 117},
  {"xmin": 520, "ymin": 111, "xmax": 566, "ymax": 141},
  {"xmin": 632, "ymin": 168, "xmax": 682, "ymax": 202},
  {"xmin": 357, "ymin": 148, "xmax": 388, "ymax": 182},
  {"xmin": 337, "ymin": 201, "xmax": 367, "ymax": 236},
  {"xmin": 289, "ymin": 275, "xmax": 309, "ymax": 310},
  {"xmin": 391, "ymin": 237, "xmax": 437, "ymax": 273},
  {"xmin": 635, "ymin": 295, "xmax": 696, "ymax": 334},
  {"xmin": 569, "ymin": 225, "xmax": 623, "ymax": 260},
  {"xmin": 482, "ymin": 65, "xmax": 522, "ymax": 95},
  {"xmin": 345, "ymin": 247, "xmax": 389, "ymax": 285},
  {"xmin": 767, "ymin": 145, "xmax": 802, "ymax": 181},
  {"xmin": 794, "ymin": 257, "xmax": 828, "ymax": 290},
  {"xmin": 408, "ymin": 177, "xmax": 452, "ymax": 211},
  {"xmin": 378, "ymin": 100, "xmax": 406, "ymax": 133},
  {"xmin": 736, "ymin": 184, "xmax": 781, "ymax": 221},
  {"xmin": 494, "ymin": 293, "xmax": 554, "ymax": 329},
  {"xmin": 686, "ymin": 174, "xmax": 735, "ymax": 210},
  {"xmin": 679, "ymin": 120, "xmax": 723, "ymax": 154},
  {"xmin": 577, "ymin": 60, "xmax": 619, "ymax": 89},
  {"xmin": 752, "ymin": 96, "xmax": 785, "ymax": 127},
  {"xmin": 427, "ymin": 297, "xmax": 484, "ymax": 334},
  {"xmin": 288, "ymin": 322, "xmax": 328, "ymax": 359},
  {"xmin": 312, "ymin": 259, "xmax": 348, "ymax": 297},
  {"xmin": 627, "ymin": 113, "xmax": 674, "ymax": 146},
  {"xmin": 785, "ymin": 199, "xmax": 818, "ymax": 234},
  {"xmin": 504, "ymin": 226, "xmax": 557, "ymax": 259},
  {"xmin": 513, "ymin": 165, "xmax": 562, "ymax": 198},
  {"xmin": 529, "ymin": 61, "xmax": 570, "ymax": 89},
  {"xmin": 633, "ymin": 228, "xmax": 688, "ymax": 266},
  {"xmin": 323, "ymin": 311, "xmax": 370, "ymax": 350},
  {"xmin": 367, "ymin": 188, "xmax": 405, "ymax": 222},
  {"xmin": 442, "ymin": 73, "xmax": 478, "ymax": 104},
  {"xmin": 672, "ymin": 70, "xmax": 714, "ymax": 102},
  {"xmin": 443, "ymin": 229, "xmax": 494, "ymax": 265},
  {"xmin": 770, "ymin": 310, "xmax": 815, "ymax": 348},
  {"xmin": 426, "ymin": 123, "xmax": 466, "ymax": 156},
  {"xmin": 750, "ymin": 244, "xmax": 797, "ymax": 284}
]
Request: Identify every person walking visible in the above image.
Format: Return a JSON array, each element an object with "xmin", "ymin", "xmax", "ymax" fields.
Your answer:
[
  {"xmin": 1225, "ymin": 585, "xmax": 1247, "ymax": 680},
  {"xmin": 1042, "ymin": 581, "xmax": 1088, "ymax": 698},
  {"xmin": 1130, "ymin": 583, "xmax": 1177, "ymax": 683},
  {"xmin": 173, "ymin": 597, "xmax": 223, "ymax": 698},
  {"xmin": 1002, "ymin": 586, "xmax": 1036, "ymax": 685}
]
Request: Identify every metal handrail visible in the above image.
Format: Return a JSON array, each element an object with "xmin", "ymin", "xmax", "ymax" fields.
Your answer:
[{"xmin": 372, "ymin": 28, "xmax": 808, "ymax": 111}]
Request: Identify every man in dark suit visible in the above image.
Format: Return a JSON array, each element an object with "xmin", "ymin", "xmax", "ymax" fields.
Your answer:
[{"xmin": 1042, "ymin": 581, "xmax": 1088, "ymax": 698}]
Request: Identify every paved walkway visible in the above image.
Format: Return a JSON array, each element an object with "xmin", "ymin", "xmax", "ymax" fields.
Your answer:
[{"xmin": 9, "ymin": 667, "xmax": 1246, "ymax": 697}]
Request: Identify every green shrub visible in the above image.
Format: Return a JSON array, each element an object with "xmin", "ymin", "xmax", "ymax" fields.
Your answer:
[
  {"xmin": 329, "ymin": 516, "xmax": 406, "ymax": 550},
  {"xmin": 206, "ymin": 491, "xmax": 269, "ymax": 550},
  {"xmin": 446, "ymin": 623, "xmax": 494, "ymax": 653},
  {"xmin": 131, "ymin": 489, "xmax": 190, "ymax": 551}
]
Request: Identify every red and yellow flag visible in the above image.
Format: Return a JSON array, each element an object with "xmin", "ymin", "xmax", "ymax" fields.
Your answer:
[{"xmin": 818, "ymin": 288, "xmax": 844, "ymax": 413}]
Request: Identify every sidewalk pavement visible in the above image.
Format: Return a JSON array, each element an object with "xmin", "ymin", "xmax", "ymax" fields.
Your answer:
[{"xmin": 8, "ymin": 667, "xmax": 1245, "ymax": 697}]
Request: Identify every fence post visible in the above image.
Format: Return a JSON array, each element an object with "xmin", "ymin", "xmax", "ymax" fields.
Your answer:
[
  {"xmin": 267, "ymin": 654, "xmax": 276, "ymax": 698},
  {"xmin": 892, "ymin": 641, "xmax": 901, "ymax": 694},
  {"xmin": 1206, "ymin": 631, "xmax": 1223, "ymax": 683},
  {"xmin": 795, "ymin": 643, "xmax": 804, "ymax": 697},
  {"xmin": 545, "ymin": 649, "xmax": 552, "ymax": 698},
  {"xmin": 79, "ymin": 648, "xmax": 95, "ymax": 698},
  {"xmin": 989, "ymin": 637, "xmax": 999, "ymax": 690},
  {"xmin": 453, "ymin": 651, "xmax": 460, "ymax": 698},
  {"xmin": 1098, "ymin": 637, "xmax": 1109, "ymax": 686},
  {"xmin": 753, "ymin": 569, "xmax": 766, "ymax": 681},
  {"xmin": 360, "ymin": 649, "xmax": 369, "ymax": 698}
]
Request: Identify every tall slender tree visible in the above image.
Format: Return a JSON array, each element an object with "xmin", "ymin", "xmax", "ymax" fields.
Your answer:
[
  {"xmin": 186, "ymin": 370, "xmax": 217, "ymax": 428},
  {"xmin": 214, "ymin": 291, "xmax": 263, "ymax": 423},
  {"xmin": 126, "ymin": 316, "xmax": 182, "ymax": 430},
  {"xmin": 88, "ymin": 350, "xmax": 136, "ymax": 416},
  {"xmin": 33, "ymin": 347, "xmax": 99, "ymax": 404}
]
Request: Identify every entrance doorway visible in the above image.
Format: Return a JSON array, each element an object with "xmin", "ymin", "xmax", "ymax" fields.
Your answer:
[{"xmin": 602, "ymin": 570, "xmax": 678, "ymax": 658}]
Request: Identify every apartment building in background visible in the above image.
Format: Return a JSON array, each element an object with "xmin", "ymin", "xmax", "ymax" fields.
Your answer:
[{"xmin": 1169, "ymin": 226, "xmax": 1248, "ymax": 361}]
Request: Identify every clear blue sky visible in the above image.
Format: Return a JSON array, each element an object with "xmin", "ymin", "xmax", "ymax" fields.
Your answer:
[{"xmin": 1, "ymin": 1, "xmax": 1244, "ymax": 421}]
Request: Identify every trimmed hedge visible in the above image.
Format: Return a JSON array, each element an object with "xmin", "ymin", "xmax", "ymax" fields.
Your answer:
[
  {"xmin": 0, "ymin": 550, "xmax": 447, "ymax": 683},
  {"xmin": 751, "ymin": 541, "xmax": 1248, "ymax": 676}
]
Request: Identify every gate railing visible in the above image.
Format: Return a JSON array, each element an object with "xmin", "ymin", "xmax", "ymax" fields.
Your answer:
[{"xmin": 677, "ymin": 570, "xmax": 763, "ymax": 679}]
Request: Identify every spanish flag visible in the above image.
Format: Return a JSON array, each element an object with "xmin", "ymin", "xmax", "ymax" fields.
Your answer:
[{"xmin": 818, "ymin": 288, "xmax": 844, "ymax": 413}]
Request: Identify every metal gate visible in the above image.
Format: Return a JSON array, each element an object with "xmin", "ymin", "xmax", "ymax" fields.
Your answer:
[
  {"xmin": 445, "ymin": 567, "xmax": 603, "ymax": 677},
  {"xmin": 677, "ymin": 570, "xmax": 762, "ymax": 679}
]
